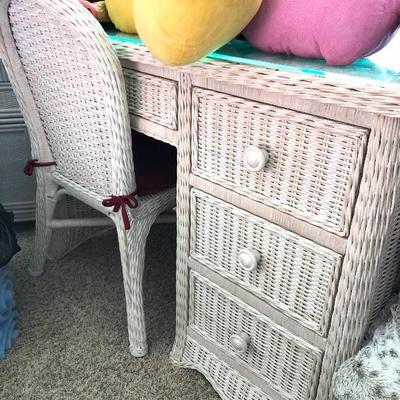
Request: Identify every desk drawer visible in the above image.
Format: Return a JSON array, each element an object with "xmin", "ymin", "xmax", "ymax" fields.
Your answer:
[
  {"xmin": 191, "ymin": 88, "xmax": 368, "ymax": 236},
  {"xmin": 190, "ymin": 190, "xmax": 342, "ymax": 336},
  {"xmin": 189, "ymin": 271, "xmax": 322, "ymax": 400},
  {"xmin": 123, "ymin": 69, "xmax": 178, "ymax": 130},
  {"xmin": 183, "ymin": 337, "xmax": 270, "ymax": 400}
]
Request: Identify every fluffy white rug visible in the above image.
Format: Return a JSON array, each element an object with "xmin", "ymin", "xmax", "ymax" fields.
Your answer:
[{"xmin": 333, "ymin": 295, "xmax": 400, "ymax": 400}]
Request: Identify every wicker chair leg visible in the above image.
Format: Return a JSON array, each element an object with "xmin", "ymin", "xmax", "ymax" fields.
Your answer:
[
  {"xmin": 117, "ymin": 213, "xmax": 157, "ymax": 357},
  {"xmin": 30, "ymin": 221, "xmax": 51, "ymax": 276},
  {"xmin": 29, "ymin": 187, "xmax": 53, "ymax": 276}
]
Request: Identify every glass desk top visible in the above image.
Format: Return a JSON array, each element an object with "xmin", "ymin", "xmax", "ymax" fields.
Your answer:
[{"xmin": 108, "ymin": 30, "xmax": 400, "ymax": 88}]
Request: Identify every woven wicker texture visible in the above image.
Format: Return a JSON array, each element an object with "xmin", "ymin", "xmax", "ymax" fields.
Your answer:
[
  {"xmin": 110, "ymin": 35, "xmax": 400, "ymax": 400},
  {"xmin": 169, "ymin": 74, "xmax": 193, "ymax": 365},
  {"xmin": 369, "ymin": 199, "xmax": 400, "ymax": 320},
  {"xmin": 315, "ymin": 117, "xmax": 400, "ymax": 400},
  {"xmin": 46, "ymin": 194, "xmax": 111, "ymax": 261},
  {"xmin": 9, "ymin": 0, "xmax": 134, "ymax": 197},
  {"xmin": 191, "ymin": 88, "xmax": 368, "ymax": 236},
  {"xmin": 0, "ymin": 0, "xmax": 176, "ymax": 358},
  {"xmin": 182, "ymin": 337, "xmax": 270, "ymax": 400},
  {"xmin": 111, "ymin": 41, "xmax": 400, "ymax": 119},
  {"xmin": 2, "ymin": 2, "xmax": 399, "ymax": 396},
  {"xmin": 190, "ymin": 189, "xmax": 342, "ymax": 336},
  {"xmin": 189, "ymin": 271, "xmax": 321, "ymax": 400},
  {"xmin": 123, "ymin": 69, "xmax": 178, "ymax": 130}
]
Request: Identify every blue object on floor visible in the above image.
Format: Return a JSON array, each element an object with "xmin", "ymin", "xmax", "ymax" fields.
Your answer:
[
  {"xmin": 0, "ymin": 204, "xmax": 20, "ymax": 358},
  {"xmin": 0, "ymin": 263, "xmax": 18, "ymax": 358}
]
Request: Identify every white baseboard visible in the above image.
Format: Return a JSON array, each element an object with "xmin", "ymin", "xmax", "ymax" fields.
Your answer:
[{"xmin": 3, "ymin": 201, "xmax": 36, "ymax": 222}]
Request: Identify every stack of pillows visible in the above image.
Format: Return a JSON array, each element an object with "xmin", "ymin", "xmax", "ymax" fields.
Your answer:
[{"xmin": 87, "ymin": 0, "xmax": 400, "ymax": 67}]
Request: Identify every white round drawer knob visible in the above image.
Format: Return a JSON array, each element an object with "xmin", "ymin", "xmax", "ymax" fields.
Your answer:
[
  {"xmin": 238, "ymin": 249, "xmax": 261, "ymax": 272},
  {"xmin": 230, "ymin": 333, "xmax": 251, "ymax": 354},
  {"xmin": 243, "ymin": 146, "xmax": 269, "ymax": 172}
]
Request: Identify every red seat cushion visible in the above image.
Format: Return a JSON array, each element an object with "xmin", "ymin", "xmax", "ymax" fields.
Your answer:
[{"xmin": 131, "ymin": 130, "xmax": 177, "ymax": 197}]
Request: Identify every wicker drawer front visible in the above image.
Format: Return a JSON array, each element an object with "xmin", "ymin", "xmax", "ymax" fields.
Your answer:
[
  {"xmin": 189, "ymin": 271, "xmax": 322, "ymax": 400},
  {"xmin": 191, "ymin": 88, "xmax": 368, "ymax": 236},
  {"xmin": 123, "ymin": 69, "xmax": 178, "ymax": 130},
  {"xmin": 183, "ymin": 337, "xmax": 271, "ymax": 400},
  {"xmin": 190, "ymin": 190, "xmax": 342, "ymax": 336}
]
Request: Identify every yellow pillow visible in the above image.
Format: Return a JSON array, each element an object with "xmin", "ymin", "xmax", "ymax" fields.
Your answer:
[
  {"xmin": 134, "ymin": 0, "xmax": 262, "ymax": 66},
  {"xmin": 105, "ymin": 0, "xmax": 136, "ymax": 34}
]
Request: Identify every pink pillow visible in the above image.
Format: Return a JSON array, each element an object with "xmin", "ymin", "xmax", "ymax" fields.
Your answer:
[{"xmin": 243, "ymin": 0, "xmax": 400, "ymax": 66}]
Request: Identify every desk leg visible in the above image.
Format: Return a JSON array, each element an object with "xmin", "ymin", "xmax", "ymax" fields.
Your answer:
[
  {"xmin": 317, "ymin": 116, "xmax": 400, "ymax": 400},
  {"xmin": 171, "ymin": 73, "xmax": 193, "ymax": 363}
]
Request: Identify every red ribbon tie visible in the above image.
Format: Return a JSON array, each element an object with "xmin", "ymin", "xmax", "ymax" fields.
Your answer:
[
  {"xmin": 24, "ymin": 159, "xmax": 57, "ymax": 176},
  {"xmin": 102, "ymin": 193, "xmax": 139, "ymax": 230}
]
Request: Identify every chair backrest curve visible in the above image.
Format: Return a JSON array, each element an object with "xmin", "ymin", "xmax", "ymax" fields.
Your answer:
[{"xmin": 0, "ymin": 0, "xmax": 135, "ymax": 197}]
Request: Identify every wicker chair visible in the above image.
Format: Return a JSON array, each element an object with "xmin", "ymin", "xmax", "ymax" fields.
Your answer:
[{"xmin": 0, "ymin": 0, "xmax": 176, "ymax": 357}]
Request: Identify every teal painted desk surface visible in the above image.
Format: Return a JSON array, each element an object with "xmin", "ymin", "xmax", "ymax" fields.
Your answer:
[{"xmin": 108, "ymin": 31, "xmax": 400, "ymax": 88}]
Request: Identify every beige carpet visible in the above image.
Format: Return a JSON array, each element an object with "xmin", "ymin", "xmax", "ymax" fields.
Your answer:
[{"xmin": 0, "ymin": 222, "xmax": 219, "ymax": 400}]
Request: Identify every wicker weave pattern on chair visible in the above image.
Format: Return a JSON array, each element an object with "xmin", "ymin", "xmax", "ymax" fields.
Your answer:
[
  {"xmin": 9, "ymin": 0, "xmax": 134, "ymax": 197},
  {"xmin": 123, "ymin": 69, "xmax": 178, "ymax": 130},
  {"xmin": 182, "ymin": 337, "xmax": 270, "ymax": 400},
  {"xmin": 0, "ymin": 0, "xmax": 176, "ymax": 358},
  {"xmin": 46, "ymin": 194, "xmax": 111, "ymax": 261},
  {"xmin": 190, "ymin": 189, "xmax": 342, "ymax": 336},
  {"xmin": 192, "ymin": 89, "xmax": 368, "ymax": 236},
  {"xmin": 189, "ymin": 271, "xmax": 322, "ymax": 400}
]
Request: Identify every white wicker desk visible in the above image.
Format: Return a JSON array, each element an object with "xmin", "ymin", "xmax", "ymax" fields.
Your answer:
[{"xmin": 110, "ymin": 34, "xmax": 400, "ymax": 400}]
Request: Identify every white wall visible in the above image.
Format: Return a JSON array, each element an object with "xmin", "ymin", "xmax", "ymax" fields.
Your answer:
[{"xmin": 368, "ymin": 31, "xmax": 400, "ymax": 71}]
